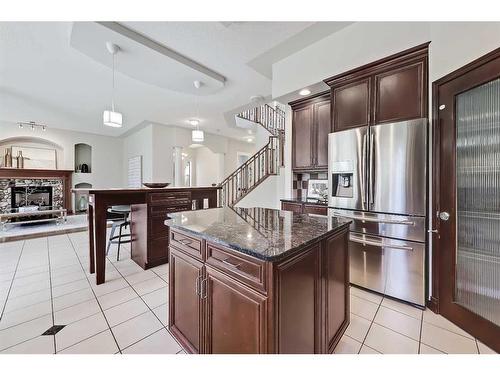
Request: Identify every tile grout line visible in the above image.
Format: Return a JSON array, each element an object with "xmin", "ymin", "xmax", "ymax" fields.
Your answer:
[
  {"xmin": 106, "ymin": 255, "xmax": 184, "ymax": 351},
  {"xmin": 417, "ymin": 310, "xmax": 424, "ymax": 354},
  {"xmin": 46, "ymin": 236, "xmax": 57, "ymax": 354},
  {"xmin": 0, "ymin": 240, "xmax": 25, "ymax": 320},
  {"xmin": 67, "ymin": 234, "xmax": 123, "ymax": 354},
  {"xmin": 356, "ymin": 295, "xmax": 383, "ymax": 353}
]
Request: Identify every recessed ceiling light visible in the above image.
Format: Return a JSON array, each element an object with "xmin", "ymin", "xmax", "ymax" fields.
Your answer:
[
  {"xmin": 247, "ymin": 129, "xmax": 253, "ymax": 135},
  {"xmin": 189, "ymin": 119, "xmax": 199, "ymax": 126},
  {"xmin": 247, "ymin": 138, "xmax": 253, "ymax": 143},
  {"xmin": 299, "ymin": 89, "xmax": 311, "ymax": 96}
]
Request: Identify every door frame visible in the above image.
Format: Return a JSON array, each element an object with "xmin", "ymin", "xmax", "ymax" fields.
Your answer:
[
  {"xmin": 431, "ymin": 46, "xmax": 500, "ymax": 351},
  {"xmin": 431, "ymin": 45, "xmax": 500, "ymax": 312}
]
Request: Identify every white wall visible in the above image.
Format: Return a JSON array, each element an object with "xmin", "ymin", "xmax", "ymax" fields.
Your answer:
[
  {"xmin": 122, "ymin": 124, "xmax": 153, "ymax": 184},
  {"xmin": 193, "ymin": 146, "xmax": 224, "ymax": 187},
  {"xmin": 273, "ymin": 22, "xmax": 500, "ymax": 100},
  {"xmin": 122, "ymin": 123, "xmax": 259, "ymax": 187},
  {"xmin": 0, "ymin": 121, "xmax": 123, "ymax": 189},
  {"xmin": 236, "ymin": 172, "xmax": 285, "ymax": 210}
]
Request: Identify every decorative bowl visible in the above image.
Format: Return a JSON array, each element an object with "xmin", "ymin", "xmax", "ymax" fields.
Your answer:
[{"xmin": 142, "ymin": 182, "xmax": 171, "ymax": 188}]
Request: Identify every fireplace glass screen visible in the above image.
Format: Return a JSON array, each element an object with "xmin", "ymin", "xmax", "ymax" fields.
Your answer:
[{"xmin": 11, "ymin": 186, "xmax": 53, "ymax": 208}]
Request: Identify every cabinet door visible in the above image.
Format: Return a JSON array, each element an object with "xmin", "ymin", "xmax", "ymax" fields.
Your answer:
[
  {"xmin": 374, "ymin": 60, "xmax": 426, "ymax": 124},
  {"xmin": 332, "ymin": 78, "xmax": 371, "ymax": 132},
  {"xmin": 314, "ymin": 100, "xmax": 331, "ymax": 168},
  {"xmin": 169, "ymin": 248, "xmax": 204, "ymax": 353},
  {"xmin": 323, "ymin": 231, "xmax": 349, "ymax": 352},
  {"xmin": 292, "ymin": 106, "xmax": 313, "ymax": 169},
  {"xmin": 204, "ymin": 266, "xmax": 267, "ymax": 354}
]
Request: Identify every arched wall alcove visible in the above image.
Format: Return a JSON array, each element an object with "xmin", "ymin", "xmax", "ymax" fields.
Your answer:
[
  {"xmin": 0, "ymin": 136, "xmax": 64, "ymax": 168},
  {"xmin": 74, "ymin": 143, "xmax": 92, "ymax": 173}
]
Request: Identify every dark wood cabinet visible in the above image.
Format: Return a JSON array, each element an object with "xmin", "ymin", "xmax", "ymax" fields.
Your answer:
[
  {"xmin": 205, "ymin": 266, "xmax": 267, "ymax": 354},
  {"xmin": 167, "ymin": 226, "xmax": 349, "ymax": 354},
  {"xmin": 130, "ymin": 189, "xmax": 217, "ymax": 270},
  {"xmin": 326, "ymin": 42, "xmax": 429, "ymax": 132},
  {"xmin": 290, "ymin": 92, "xmax": 331, "ymax": 171},
  {"xmin": 292, "ymin": 106, "xmax": 313, "ymax": 169},
  {"xmin": 169, "ymin": 247, "xmax": 204, "ymax": 354},
  {"xmin": 281, "ymin": 201, "xmax": 304, "ymax": 213},
  {"xmin": 323, "ymin": 233, "xmax": 349, "ymax": 352},
  {"xmin": 315, "ymin": 99, "xmax": 331, "ymax": 168},
  {"xmin": 374, "ymin": 60, "xmax": 426, "ymax": 124},
  {"xmin": 332, "ymin": 78, "xmax": 371, "ymax": 132},
  {"xmin": 281, "ymin": 200, "xmax": 328, "ymax": 216},
  {"xmin": 275, "ymin": 245, "xmax": 321, "ymax": 353}
]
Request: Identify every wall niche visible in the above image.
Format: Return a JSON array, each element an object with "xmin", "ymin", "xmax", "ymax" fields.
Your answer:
[
  {"xmin": 74, "ymin": 143, "xmax": 92, "ymax": 173},
  {"xmin": 74, "ymin": 182, "xmax": 92, "ymax": 213}
]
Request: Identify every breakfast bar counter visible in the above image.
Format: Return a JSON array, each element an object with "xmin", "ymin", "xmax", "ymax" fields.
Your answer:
[
  {"xmin": 164, "ymin": 206, "xmax": 350, "ymax": 354},
  {"xmin": 77, "ymin": 186, "xmax": 220, "ymax": 285}
]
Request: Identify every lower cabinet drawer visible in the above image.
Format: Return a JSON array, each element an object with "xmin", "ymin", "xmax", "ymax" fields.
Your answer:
[
  {"xmin": 303, "ymin": 205, "xmax": 327, "ymax": 216},
  {"xmin": 170, "ymin": 229, "xmax": 203, "ymax": 260},
  {"xmin": 205, "ymin": 243, "xmax": 267, "ymax": 293},
  {"xmin": 281, "ymin": 202, "xmax": 303, "ymax": 213}
]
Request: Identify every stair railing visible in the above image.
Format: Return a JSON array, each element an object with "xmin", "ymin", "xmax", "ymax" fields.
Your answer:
[
  {"xmin": 219, "ymin": 135, "xmax": 281, "ymax": 207},
  {"xmin": 236, "ymin": 103, "xmax": 285, "ymax": 136}
]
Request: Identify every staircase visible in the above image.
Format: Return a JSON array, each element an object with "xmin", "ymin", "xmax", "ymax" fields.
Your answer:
[{"xmin": 219, "ymin": 103, "xmax": 285, "ymax": 207}]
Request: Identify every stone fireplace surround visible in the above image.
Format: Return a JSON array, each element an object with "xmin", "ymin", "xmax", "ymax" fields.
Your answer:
[{"xmin": 0, "ymin": 168, "xmax": 73, "ymax": 214}]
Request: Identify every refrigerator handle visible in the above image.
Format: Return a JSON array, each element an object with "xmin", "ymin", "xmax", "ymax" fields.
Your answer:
[
  {"xmin": 369, "ymin": 131, "xmax": 375, "ymax": 207},
  {"xmin": 361, "ymin": 133, "xmax": 367, "ymax": 206}
]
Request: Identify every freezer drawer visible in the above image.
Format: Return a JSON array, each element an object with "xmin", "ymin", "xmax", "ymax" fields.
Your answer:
[
  {"xmin": 349, "ymin": 232, "xmax": 425, "ymax": 306},
  {"xmin": 330, "ymin": 208, "xmax": 426, "ymax": 243}
]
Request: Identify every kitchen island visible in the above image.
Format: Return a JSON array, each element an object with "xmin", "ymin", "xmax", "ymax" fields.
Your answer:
[{"xmin": 164, "ymin": 206, "xmax": 350, "ymax": 354}]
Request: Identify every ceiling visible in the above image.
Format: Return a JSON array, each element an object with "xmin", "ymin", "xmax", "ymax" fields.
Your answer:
[{"xmin": 0, "ymin": 22, "xmax": 350, "ymax": 140}]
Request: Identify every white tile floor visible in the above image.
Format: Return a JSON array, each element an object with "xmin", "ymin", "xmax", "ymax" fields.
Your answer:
[
  {"xmin": 0, "ymin": 231, "xmax": 183, "ymax": 354},
  {"xmin": 0, "ymin": 230, "xmax": 497, "ymax": 354}
]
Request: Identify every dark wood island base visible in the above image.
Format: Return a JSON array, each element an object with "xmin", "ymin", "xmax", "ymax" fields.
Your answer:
[{"xmin": 165, "ymin": 207, "xmax": 350, "ymax": 354}]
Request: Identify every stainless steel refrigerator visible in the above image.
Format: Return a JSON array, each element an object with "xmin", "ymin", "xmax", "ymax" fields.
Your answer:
[{"xmin": 328, "ymin": 118, "xmax": 427, "ymax": 306}]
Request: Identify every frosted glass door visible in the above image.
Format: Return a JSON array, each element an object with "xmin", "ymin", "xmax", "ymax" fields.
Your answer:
[{"xmin": 455, "ymin": 77, "xmax": 500, "ymax": 325}]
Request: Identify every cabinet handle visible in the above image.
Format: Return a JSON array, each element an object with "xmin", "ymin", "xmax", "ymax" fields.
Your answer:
[
  {"xmin": 200, "ymin": 277, "xmax": 208, "ymax": 299},
  {"xmin": 221, "ymin": 258, "xmax": 242, "ymax": 269},
  {"xmin": 179, "ymin": 238, "xmax": 192, "ymax": 246},
  {"xmin": 195, "ymin": 275, "xmax": 201, "ymax": 296}
]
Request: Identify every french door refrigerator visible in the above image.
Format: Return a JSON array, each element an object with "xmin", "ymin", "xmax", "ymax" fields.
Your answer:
[{"xmin": 328, "ymin": 118, "xmax": 427, "ymax": 306}]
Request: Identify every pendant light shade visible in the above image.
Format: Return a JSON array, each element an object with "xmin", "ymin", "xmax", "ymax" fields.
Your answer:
[
  {"xmin": 103, "ymin": 42, "xmax": 123, "ymax": 128},
  {"xmin": 192, "ymin": 129, "xmax": 204, "ymax": 142},
  {"xmin": 103, "ymin": 110, "xmax": 123, "ymax": 128}
]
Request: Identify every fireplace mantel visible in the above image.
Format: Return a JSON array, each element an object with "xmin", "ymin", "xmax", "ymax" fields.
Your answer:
[{"xmin": 0, "ymin": 168, "xmax": 73, "ymax": 214}]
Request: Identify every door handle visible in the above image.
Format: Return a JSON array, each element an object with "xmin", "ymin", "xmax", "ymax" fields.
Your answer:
[
  {"xmin": 361, "ymin": 133, "xmax": 367, "ymax": 206},
  {"xmin": 330, "ymin": 213, "xmax": 415, "ymax": 226},
  {"xmin": 439, "ymin": 212, "xmax": 450, "ymax": 221},
  {"xmin": 369, "ymin": 131, "xmax": 375, "ymax": 206},
  {"xmin": 350, "ymin": 235, "xmax": 414, "ymax": 251}
]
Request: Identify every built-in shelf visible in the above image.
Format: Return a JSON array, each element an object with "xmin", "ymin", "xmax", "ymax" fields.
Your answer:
[{"xmin": 74, "ymin": 143, "xmax": 92, "ymax": 173}]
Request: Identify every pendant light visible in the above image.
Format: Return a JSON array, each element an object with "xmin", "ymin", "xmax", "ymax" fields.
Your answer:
[
  {"xmin": 191, "ymin": 80, "xmax": 204, "ymax": 142},
  {"xmin": 103, "ymin": 42, "xmax": 123, "ymax": 128}
]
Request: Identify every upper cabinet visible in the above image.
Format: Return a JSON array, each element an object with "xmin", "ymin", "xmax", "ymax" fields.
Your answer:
[
  {"xmin": 325, "ymin": 42, "xmax": 429, "ymax": 132},
  {"xmin": 374, "ymin": 60, "xmax": 426, "ymax": 124},
  {"xmin": 290, "ymin": 92, "xmax": 331, "ymax": 171},
  {"xmin": 332, "ymin": 78, "xmax": 371, "ymax": 132}
]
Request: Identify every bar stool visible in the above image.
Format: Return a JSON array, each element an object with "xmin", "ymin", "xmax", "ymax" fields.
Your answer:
[{"xmin": 106, "ymin": 205, "xmax": 132, "ymax": 261}]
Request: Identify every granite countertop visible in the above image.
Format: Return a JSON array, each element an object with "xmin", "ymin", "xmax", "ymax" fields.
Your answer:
[
  {"xmin": 164, "ymin": 207, "xmax": 350, "ymax": 262},
  {"xmin": 280, "ymin": 197, "xmax": 328, "ymax": 206}
]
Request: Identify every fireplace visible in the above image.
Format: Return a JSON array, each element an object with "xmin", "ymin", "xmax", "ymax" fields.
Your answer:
[{"xmin": 11, "ymin": 186, "xmax": 53, "ymax": 209}]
